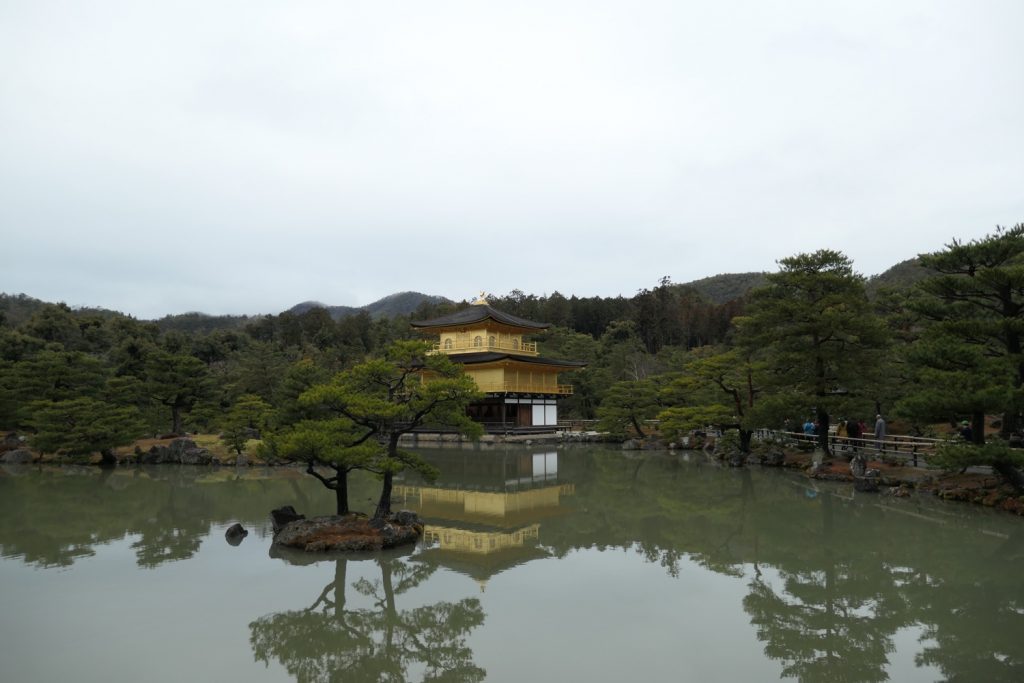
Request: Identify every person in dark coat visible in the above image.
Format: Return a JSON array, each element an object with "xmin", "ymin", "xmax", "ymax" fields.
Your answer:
[
  {"xmin": 959, "ymin": 421, "xmax": 973, "ymax": 442},
  {"xmin": 846, "ymin": 418, "xmax": 861, "ymax": 453}
]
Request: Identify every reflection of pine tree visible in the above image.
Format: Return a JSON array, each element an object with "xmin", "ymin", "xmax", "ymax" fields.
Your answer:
[
  {"xmin": 0, "ymin": 468, "xmax": 210, "ymax": 568},
  {"xmin": 0, "ymin": 466, "xmax": 378, "ymax": 570},
  {"xmin": 742, "ymin": 495, "xmax": 908, "ymax": 683},
  {"xmin": 913, "ymin": 583, "xmax": 1024, "ymax": 682},
  {"xmin": 250, "ymin": 556, "xmax": 485, "ymax": 682},
  {"xmin": 906, "ymin": 528, "xmax": 1024, "ymax": 682},
  {"xmin": 130, "ymin": 483, "xmax": 210, "ymax": 567},
  {"xmin": 250, "ymin": 559, "xmax": 381, "ymax": 682}
]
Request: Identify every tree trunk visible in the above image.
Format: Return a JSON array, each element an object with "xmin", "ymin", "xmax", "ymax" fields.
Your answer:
[
  {"xmin": 1001, "ymin": 409, "xmax": 1020, "ymax": 441},
  {"xmin": 373, "ymin": 434, "xmax": 401, "ymax": 520},
  {"xmin": 972, "ymin": 410, "xmax": 986, "ymax": 446},
  {"xmin": 1001, "ymin": 305, "xmax": 1022, "ymax": 438},
  {"xmin": 374, "ymin": 471, "xmax": 394, "ymax": 520},
  {"xmin": 630, "ymin": 415, "xmax": 647, "ymax": 439},
  {"xmin": 739, "ymin": 428, "xmax": 752, "ymax": 454},
  {"xmin": 335, "ymin": 469, "xmax": 349, "ymax": 515},
  {"xmin": 171, "ymin": 405, "xmax": 183, "ymax": 435},
  {"xmin": 816, "ymin": 408, "xmax": 830, "ymax": 455}
]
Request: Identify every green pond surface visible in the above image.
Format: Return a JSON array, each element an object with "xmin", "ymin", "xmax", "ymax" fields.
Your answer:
[{"xmin": 2, "ymin": 446, "xmax": 1023, "ymax": 682}]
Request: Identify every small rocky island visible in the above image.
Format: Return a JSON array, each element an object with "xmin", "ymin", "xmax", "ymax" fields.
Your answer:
[{"xmin": 270, "ymin": 506, "xmax": 424, "ymax": 552}]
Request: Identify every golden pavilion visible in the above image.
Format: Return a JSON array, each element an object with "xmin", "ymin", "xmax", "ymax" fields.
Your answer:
[{"xmin": 411, "ymin": 294, "xmax": 586, "ymax": 431}]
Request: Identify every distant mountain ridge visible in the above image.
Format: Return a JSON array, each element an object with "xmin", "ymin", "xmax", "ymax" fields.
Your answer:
[
  {"xmin": 0, "ymin": 259, "xmax": 935, "ymax": 332},
  {"xmin": 286, "ymin": 291, "xmax": 452, "ymax": 321},
  {"xmin": 865, "ymin": 257, "xmax": 930, "ymax": 296},
  {"xmin": 679, "ymin": 272, "xmax": 768, "ymax": 304},
  {"xmin": 0, "ymin": 291, "xmax": 453, "ymax": 334},
  {"xmin": 674, "ymin": 259, "xmax": 932, "ymax": 304}
]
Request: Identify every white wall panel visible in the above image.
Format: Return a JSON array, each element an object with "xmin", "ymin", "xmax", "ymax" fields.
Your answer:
[{"xmin": 532, "ymin": 404, "xmax": 545, "ymax": 426}]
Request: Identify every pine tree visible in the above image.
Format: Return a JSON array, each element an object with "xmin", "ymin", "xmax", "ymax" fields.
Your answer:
[
  {"xmin": 735, "ymin": 250, "xmax": 888, "ymax": 453},
  {"xmin": 910, "ymin": 224, "xmax": 1024, "ymax": 488},
  {"xmin": 285, "ymin": 341, "xmax": 481, "ymax": 518},
  {"xmin": 29, "ymin": 397, "xmax": 146, "ymax": 465}
]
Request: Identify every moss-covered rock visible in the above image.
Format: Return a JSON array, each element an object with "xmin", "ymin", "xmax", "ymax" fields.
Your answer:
[{"xmin": 272, "ymin": 512, "xmax": 423, "ymax": 552}]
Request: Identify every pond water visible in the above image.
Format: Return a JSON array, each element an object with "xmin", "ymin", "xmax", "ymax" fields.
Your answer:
[{"xmin": 1, "ymin": 446, "xmax": 1023, "ymax": 682}]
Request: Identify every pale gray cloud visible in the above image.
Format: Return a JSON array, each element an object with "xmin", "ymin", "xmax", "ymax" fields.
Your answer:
[{"xmin": 2, "ymin": 0, "xmax": 1023, "ymax": 318}]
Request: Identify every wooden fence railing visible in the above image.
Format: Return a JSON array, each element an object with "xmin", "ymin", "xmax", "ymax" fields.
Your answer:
[
  {"xmin": 763, "ymin": 430, "xmax": 948, "ymax": 467},
  {"xmin": 553, "ymin": 422, "xmax": 953, "ymax": 467}
]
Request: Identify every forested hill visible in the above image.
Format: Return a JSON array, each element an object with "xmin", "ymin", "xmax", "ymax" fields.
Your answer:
[
  {"xmin": 865, "ymin": 258, "xmax": 930, "ymax": 297},
  {"xmin": 679, "ymin": 272, "xmax": 768, "ymax": 305},
  {"xmin": 155, "ymin": 312, "xmax": 254, "ymax": 334},
  {"xmin": 0, "ymin": 293, "xmax": 124, "ymax": 329},
  {"xmin": 286, "ymin": 291, "xmax": 452, "ymax": 321},
  {"xmin": 0, "ymin": 257, "xmax": 930, "ymax": 336},
  {"xmin": 0, "ymin": 293, "xmax": 51, "ymax": 328},
  {"xmin": 675, "ymin": 260, "xmax": 932, "ymax": 303}
]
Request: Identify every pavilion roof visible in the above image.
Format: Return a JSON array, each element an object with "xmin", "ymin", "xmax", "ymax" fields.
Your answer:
[
  {"xmin": 447, "ymin": 351, "xmax": 586, "ymax": 368},
  {"xmin": 411, "ymin": 545, "xmax": 552, "ymax": 581},
  {"xmin": 410, "ymin": 304, "xmax": 550, "ymax": 330}
]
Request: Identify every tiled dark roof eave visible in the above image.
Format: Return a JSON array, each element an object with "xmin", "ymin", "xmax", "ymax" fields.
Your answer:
[
  {"xmin": 410, "ymin": 304, "xmax": 550, "ymax": 330},
  {"xmin": 446, "ymin": 351, "xmax": 586, "ymax": 368}
]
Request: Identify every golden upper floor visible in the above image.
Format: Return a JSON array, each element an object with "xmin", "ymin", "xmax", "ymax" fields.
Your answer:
[{"xmin": 434, "ymin": 329, "xmax": 539, "ymax": 356}]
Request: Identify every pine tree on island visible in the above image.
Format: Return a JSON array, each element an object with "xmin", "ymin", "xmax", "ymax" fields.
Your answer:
[{"xmin": 275, "ymin": 340, "xmax": 482, "ymax": 518}]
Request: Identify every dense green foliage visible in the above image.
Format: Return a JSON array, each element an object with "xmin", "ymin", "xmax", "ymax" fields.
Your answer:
[
  {"xmin": 596, "ymin": 379, "xmax": 664, "ymax": 438},
  {"xmin": 277, "ymin": 341, "xmax": 482, "ymax": 517},
  {"xmin": 29, "ymin": 397, "xmax": 145, "ymax": 465},
  {"xmin": 735, "ymin": 250, "xmax": 889, "ymax": 453},
  {"xmin": 6, "ymin": 223, "xmax": 1024, "ymax": 487},
  {"xmin": 901, "ymin": 225, "xmax": 1024, "ymax": 487},
  {"xmin": 684, "ymin": 271, "xmax": 768, "ymax": 304},
  {"xmin": 219, "ymin": 394, "xmax": 272, "ymax": 456},
  {"xmin": 0, "ymin": 276, "xmax": 746, "ymax": 447},
  {"xmin": 865, "ymin": 257, "xmax": 931, "ymax": 298},
  {"xmin": 913, "ymin": 225, "xmax": 1024, "ymax": 436}
]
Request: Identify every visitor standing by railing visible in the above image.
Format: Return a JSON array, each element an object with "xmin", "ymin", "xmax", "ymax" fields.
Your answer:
[
  {"xmin": 846, "ymin": 418, "xmax": 862, "ymax": 452},
  {"xmin": 762, "ymin": 428, "xmax": 945, "ymax": 467}
]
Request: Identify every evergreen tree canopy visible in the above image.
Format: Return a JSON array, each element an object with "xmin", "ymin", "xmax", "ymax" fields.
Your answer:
[
  {"xmin": 290, "ymin": 341, "xmax": 482, "ymax": 517},
  {"xmin": 29, "ymin": 397, "xmax": 146, "ymax": 465},
  {"xmin": 735, "ymin": 250, "xmax": 888, "ymax": 452},
  {"xmin": 909, "ymin": 224, "xmax": 1024, "ymax": 489},
  {"xmin": 913, "ymin": 224, "xmax": 1024, "ymax": 436}
]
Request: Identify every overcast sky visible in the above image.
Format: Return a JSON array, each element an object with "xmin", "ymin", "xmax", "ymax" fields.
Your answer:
[{"xmin": 2, "ymin": 1, "xmax": 1023, "ymax": 319}]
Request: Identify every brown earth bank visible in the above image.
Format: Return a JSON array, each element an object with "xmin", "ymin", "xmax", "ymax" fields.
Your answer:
[
  {"xmin": 0, "ymin": 431, "xmax": 270, "ymax": 466},
  {"xmin": 792, "ymin": 452, "xmax": 1024, "ymax": 516},
  {"xmin": 918, "ymin": 473, "xmax": 1024, "ymax": 516}
]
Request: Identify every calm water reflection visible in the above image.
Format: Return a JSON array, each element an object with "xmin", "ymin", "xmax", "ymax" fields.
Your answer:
[{"xmin": 1, "ymin": 447, "xmax": 1023, "ymax": 682}]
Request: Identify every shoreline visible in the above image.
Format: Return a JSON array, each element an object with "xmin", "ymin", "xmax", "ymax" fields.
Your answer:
[{"xmin": 4, "ymin": 432, "xmax": 1023, "ymax": 518}]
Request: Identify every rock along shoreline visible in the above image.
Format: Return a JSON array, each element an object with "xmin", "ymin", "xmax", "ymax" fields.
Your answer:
[{"xmin": 270, "ymin": 506, "xmax": 424, "ymax": 553}]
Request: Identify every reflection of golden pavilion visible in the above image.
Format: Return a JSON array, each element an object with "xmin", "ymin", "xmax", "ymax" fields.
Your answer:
[
  {"xmin": 422, "ymin": 524, "xmax": 540, "ymax": 555},
  {"xmin": 396, "ymin": 451, "xmax": 570, "ymax": 582},
  {"xmin": 396, "ymin": 484, "xmax": 570, "ymax": 525}
]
